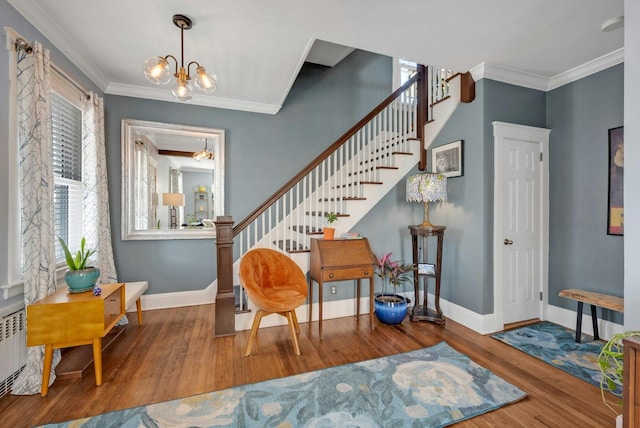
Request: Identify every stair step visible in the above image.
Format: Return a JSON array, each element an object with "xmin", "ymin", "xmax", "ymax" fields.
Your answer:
[
  {"xmin": 407, "ymin": 137, "xmax": 421, "ymax": 141},
  {"xmin": 291, "ymin": 225, "xmax": 322, "ymax": 235},
  {"xmin": 318, "ymin": 197, "xmax": 366, "ymax": 202},
  {"xmin": 392, "ymin": 151, "xmax": 413, "ymax": 155},
  {"xmin": 376, "ymin": 166, "xmax": 399, "ymax": 170},
  {"xmin": 273, "ymin": 239, "xmax": 309, "ymax": 253},
  {"xmin": 305, "ymin": 211, "xmax": 350, "ymax": 218}
]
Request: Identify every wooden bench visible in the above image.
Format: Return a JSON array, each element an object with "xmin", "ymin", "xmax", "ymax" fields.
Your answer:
[
  {"xmin": 559, "ymin": 289, "xmax": 624, "ymax": 343},
  {"xmin": 125, "ymin": 281, "xmax": 148, "ymax": 325}
]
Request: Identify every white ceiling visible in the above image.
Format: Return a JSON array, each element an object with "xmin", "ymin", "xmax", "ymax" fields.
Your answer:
[{"xmin": 9, "ymin": 0, "xmax": 624, "ymax": 114}]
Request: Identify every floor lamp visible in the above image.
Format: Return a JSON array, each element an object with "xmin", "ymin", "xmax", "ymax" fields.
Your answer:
[{"xmin": 162, "ymin": 192, "xmax": 185, "ymax": 228}]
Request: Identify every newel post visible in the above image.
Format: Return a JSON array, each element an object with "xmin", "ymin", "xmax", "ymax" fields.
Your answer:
[
  {"xmin": 416, "ymin": 64, "xmax": 428, "ymax": 171},
  {"xmin": 214, "ymin": 215, "xmax": 236, "ymax": 337}
]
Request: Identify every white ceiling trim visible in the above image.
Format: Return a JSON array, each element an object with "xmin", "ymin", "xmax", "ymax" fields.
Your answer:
[
  {"xmin": 106, "ymin": 83, "xmax": 282, "ymax": 115},
  {"xmin": 275, "ymin": 37, "xmax": 317, "ymax": 109},
  {"xmin": 547, "ymin": 48, "xmax": 624, "ymax": 91}
]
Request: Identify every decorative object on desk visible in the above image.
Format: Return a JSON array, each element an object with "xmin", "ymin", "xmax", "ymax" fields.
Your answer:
[
  {"xmin": 432, "ymin": 140, "xmax": 463, "ymax": 178},
  {"xmin": 406, "ymin": 173, "xmax": 447, "ymax": 227},
  {"xmin": 598, "ymin": 330, "xmax": 640, "ymax": 416},
  {"xmin": 374, "ymin": 252, "xmax": 415, "ymax": 324},
  {"xmin": 143, "ymin": 14, "xmax": 217, "ymax": 102},
  {"xmin": 41, "ymin": 342, "xmax": 526, "ymax": 428},
  {"xmin": 58, "ymin": 236, "xmax": 100, "ymax": 293},
  {"xmin": 92, "ymin": 286, "xmax": 102, "ymax": 296},
  {"xmin": 162, "ymin": 192, "xmax": 185, "ymax": 229},
  {"xmin": 323, "ymin": 212, "xmax": 338, "ymax": 240},
  {"xmin": 607, "ymin": 126, "xmax": 623, "ymax": 236}
]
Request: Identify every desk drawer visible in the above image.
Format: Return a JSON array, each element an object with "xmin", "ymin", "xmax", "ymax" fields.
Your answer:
[
  {"xmin": 323, "ymin": 267, "xmax": 372, "ymax": 282},
  {"xmin": 103, "ymin": 291, "xmax": 122, "ymax": 327}
]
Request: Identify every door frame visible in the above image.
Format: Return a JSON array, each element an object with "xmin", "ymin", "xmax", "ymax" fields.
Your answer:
[{"xmin": 492, "ymin": 121, "xmax": 551, "ymax": 332}]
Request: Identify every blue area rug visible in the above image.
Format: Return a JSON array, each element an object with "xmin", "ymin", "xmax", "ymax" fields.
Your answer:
[
  {"xmin": 492, "ymin": 321, "xmax": 612, "ymax": 392},
  {"xmin": 42, "ymin": 342, "xmax": 525, "ymax": 428}
]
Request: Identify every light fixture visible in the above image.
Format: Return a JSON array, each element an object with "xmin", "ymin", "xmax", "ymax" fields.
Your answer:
[
  {"xmin": 601, "ymin": 16, "xmax": 624, "ymax": 32},
  {"xmin": 144, "ymin": 14, "xmax": 217, "ymax": 102},
  {"xmin": 162, "ymin": 192, "xmax": 185, "ymax": 228},
  {"xmin": 406, "ymin": 173, "xmax": 447, "ymax": 227},
  {"xmin": 193, "ymin": 138, "xmax": 213, "ymax": 161}
]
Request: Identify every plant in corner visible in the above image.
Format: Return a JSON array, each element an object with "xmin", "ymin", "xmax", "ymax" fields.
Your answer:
[
  {"xmin": 598, "ymin": 330, "xmax": 640, "ymax": 426},
  {"xmin": 323, "ymin": 212, "xmax": 338, "ymax": 240},
  {"xmin": 373, "ymin": 252, "xmax": 415, "ymax": 325},
  {"xmin": 58, "ymin": 236, "xmax": 100, "ymax": 293}
]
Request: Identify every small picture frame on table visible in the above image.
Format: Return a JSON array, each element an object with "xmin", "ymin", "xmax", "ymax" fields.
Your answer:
[
  {"xmin": 432, "ymin": 140, "xmax": 463, "ymax": 177},
  {"xmin": 418, "ymin": 263, "xmax": 435, "ymax": 275}
]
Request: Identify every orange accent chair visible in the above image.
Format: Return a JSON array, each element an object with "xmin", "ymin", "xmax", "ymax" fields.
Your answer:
[{"xmin": 239, "ymin": 248, "xmax": 308, "ymax": 356}]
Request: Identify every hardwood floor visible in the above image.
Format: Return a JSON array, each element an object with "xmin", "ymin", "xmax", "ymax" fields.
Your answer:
[{"xmin": 0, "ymin": 304, "xmax": 617, "ymax": 427}]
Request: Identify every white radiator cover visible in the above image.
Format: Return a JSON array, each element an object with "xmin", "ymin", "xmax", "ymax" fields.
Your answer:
[{"xmin": 0, "ymin": 307, "xmax": 27, "ymax": 398}]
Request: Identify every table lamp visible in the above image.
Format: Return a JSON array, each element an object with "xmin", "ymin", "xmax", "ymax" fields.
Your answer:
[
  {"xmin": 406, "ymin": 173, "xmax": 447, "ymax": 227},
  {"xmin": 162, "ymin": 192, "xmax": 185, "ymax": 228}
]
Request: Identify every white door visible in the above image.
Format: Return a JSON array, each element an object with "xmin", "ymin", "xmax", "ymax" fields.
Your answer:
[{"xmin": 493, "ymin": 122, "xmax": 550, "ymax": 328}]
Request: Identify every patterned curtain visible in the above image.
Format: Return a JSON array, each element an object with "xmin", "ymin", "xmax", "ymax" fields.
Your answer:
[
  {"xmin": 134, "ymin": 140, "xmax": 150, "ymax": 230},
  {"xmin": 82, "ymin": 93, "xmax": 118, "ymax": 284},
  {"xmin": 11, "ymin": 42, "xmax": 61, "ymax": 395}
]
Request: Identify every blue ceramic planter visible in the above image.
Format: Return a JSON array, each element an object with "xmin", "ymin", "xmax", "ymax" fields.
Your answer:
[
  {"xmin": 65, "ymin": 267, "xmax": 100, "ymax": 293},
  {"xmin": 374, "ymin": 294, "xmax": 408, "ymax": 325}
]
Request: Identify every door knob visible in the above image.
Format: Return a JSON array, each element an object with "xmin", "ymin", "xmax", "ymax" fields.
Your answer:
[{"xmin": 504, "ymin": 239, "xmax": 513, "ymax": 245}]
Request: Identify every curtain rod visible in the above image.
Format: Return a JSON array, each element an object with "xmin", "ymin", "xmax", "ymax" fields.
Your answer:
[{"xmin": 15, "ymin": 37, "xmax": 91, "ymax": 99}]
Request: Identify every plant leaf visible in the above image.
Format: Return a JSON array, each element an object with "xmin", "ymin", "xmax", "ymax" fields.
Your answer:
[{"xmin": 58, "ymin": 236, "xmax": 77, "ymax": 270}]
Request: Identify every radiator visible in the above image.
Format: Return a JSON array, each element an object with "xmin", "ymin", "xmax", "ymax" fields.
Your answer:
[{"xmin": 0, "ymin": 307, "xmax": 27, "ymax": 398}]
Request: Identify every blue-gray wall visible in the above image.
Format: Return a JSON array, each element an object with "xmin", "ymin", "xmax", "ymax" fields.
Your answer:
[
  {"xmin": 0, "ymin": 0, "xmax": 627, "ymax": 323},
  {"xmin": 105, "ymin": 52, "xmax": 393, "ymax": 294},
  {"xmin": 547, "ymin": 64, "xmax": 625, "ymax": 322}
]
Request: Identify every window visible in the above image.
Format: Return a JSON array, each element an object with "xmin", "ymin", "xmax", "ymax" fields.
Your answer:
[{"xmin": 51, "ymin": 91, "xmax": 83, "ymax": 263}]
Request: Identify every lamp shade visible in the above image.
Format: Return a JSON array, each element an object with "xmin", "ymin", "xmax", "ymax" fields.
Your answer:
[
  {"xmin": 162, "ymin": 192, "xmax": 185, "ymax": 207},
  {"xmin": 406, "ymin": 173, "xmax": 447, "ymax": 203}
]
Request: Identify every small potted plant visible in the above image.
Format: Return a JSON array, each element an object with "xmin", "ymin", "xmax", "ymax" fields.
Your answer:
[
  {"xmin": 58, "ymin": 236, "xmax": 100, "ymax": 293},
  {"xmin": 323, "ymin": 212, "xmax": 338, "ymax": 240},
  {"xmin": 373, "ymin": 252, "xmax": 415, "ymax": 324},
  {"xmin": 598, "ymin": 331, "xmax": 640, "ymax": 427}
]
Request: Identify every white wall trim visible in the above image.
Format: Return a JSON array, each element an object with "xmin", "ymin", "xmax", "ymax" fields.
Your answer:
[
  {"xmin": 105, "ymin": 83, "xmax": 281, "ymax": 115},
  {"xmin": 547, "ymin": 48, "xmax": 625, "ymax": 91}
]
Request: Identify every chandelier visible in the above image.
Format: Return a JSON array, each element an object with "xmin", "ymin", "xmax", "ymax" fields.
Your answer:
[
  {"xmin": 143, "ymin": 14, "xmax": 217, "ymax": 102},
  {"xmin": 193, "ymin": 139, "xmax": 213, "ymax": 161}
]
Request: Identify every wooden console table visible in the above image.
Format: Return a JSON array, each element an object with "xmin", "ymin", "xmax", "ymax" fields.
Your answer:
[
  {"xmin": 309, "ymin": 238, "xmax": 375, "ymax": 338},
  {"xmin": 409, "ymin": 225, "xmax": 446, "ymax": 323},
  {"xmin": 26, "ymin": 283, "xmax": 125, "ymax": 396}
]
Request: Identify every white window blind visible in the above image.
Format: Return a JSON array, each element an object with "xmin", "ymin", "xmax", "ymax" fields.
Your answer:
[{"xmin": 52, "ymin": 92, "xmax": 83, "ymax": 262}]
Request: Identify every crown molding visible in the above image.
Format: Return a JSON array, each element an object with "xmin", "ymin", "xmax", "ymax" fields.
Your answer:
[
  {"xmin": 106, "ymin": 83, "xmax": 282, "ymax": 115},
  {"xmin": 547, "ymin": 48, "xmax": 624, "ymax": 90},
  {"xmin": 470, "ymin": 48, "xmax": 624, "ymax": 92}
]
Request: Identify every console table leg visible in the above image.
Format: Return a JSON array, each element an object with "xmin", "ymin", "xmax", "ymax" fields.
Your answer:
[
  {"xmin": 41, "ymin": 344, "xmax": 53, "ymax": 397},
  {"xmin": 93, "ymin": 338, "xmax": 103, "ymax": 385}
]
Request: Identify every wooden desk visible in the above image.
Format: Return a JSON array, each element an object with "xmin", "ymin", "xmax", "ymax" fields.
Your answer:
[
  {"xmin": 309, "ymin": 238, "xmax": 375, "ymax": 338},
  {"xmin": 624, "ymin": 336, "xmax": 640, "ymax": 428},
  {"xmin": 26, "ymin": 283, "xmax": 125, "ymax": 396}
]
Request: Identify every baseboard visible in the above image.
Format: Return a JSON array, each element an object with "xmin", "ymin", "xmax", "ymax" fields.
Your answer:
[{"xmin": 138, "ymin": 287, "xmax": 625, "ymax": 340}]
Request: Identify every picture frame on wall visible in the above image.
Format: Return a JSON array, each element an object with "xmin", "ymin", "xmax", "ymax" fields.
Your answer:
[
  {"xmin": 607, "ymin": 126, "xmax": 624, "ymax": 236},
  {"xmin": 432, "ymin": 140, "xmax": 463, "ymax": 177}
]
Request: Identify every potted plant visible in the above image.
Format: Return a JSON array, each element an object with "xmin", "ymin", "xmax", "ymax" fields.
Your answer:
[
  {"xmin": 598, "ymin": 331, "xmax": 640, "ymax": 427},
  {"xmin": 373, "ymin": 252, "xmax": 415, "ymax": 324},
  {"xmin": 323, "ymin": 212, "xmax": 338, "ymax": 240},
  {"xmin": 58, "ymin": 236, "xmax": 100, "ymax": 293}
]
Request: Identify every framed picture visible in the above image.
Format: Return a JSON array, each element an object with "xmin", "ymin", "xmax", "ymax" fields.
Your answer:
[
  {"xmin": 418, "ymin": 263, "xmax": 435, "ymax": 275},
  {"xmin": 607, "ymin": 126, "xmax": 624, "ymax": 236},
  {"xmin": 432, "ymin": 140, "xmax": 463, "ymax": 177}
]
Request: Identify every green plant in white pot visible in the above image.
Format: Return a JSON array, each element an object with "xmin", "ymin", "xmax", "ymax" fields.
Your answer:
[
  {"xmin": 598, "ymin": 330, "xmax": 640, "ymax": 426},
  {"xmin": 58, "ymin": 236, "xmax": 100, "ymax": 293}
]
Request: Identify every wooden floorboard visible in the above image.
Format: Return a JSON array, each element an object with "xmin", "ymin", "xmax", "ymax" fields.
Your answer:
[{"xmin": 0, "ymin": 304, "xmax": 618, "ymax": 427}]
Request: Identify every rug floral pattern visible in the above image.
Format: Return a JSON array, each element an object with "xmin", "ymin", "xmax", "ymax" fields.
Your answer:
[
  {"xmin": 43, "ymin": 342, "xmax": 525, "ymax": 428},
  {"xmin": 492, "ymin": 321, "xmax": 613, "ymax": 392}
]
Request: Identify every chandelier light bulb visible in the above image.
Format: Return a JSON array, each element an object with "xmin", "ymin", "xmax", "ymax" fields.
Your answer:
[
  {"xmin": 143, "ymin": 57, "xmax": 171, "ymax": 85},
  {"xmin": 171, "ymin": 77, "xmax": 193, "ymax": 102},
  {"xmin": 194, "ymin": 67, "xmax": 217, "ymax": 94}
]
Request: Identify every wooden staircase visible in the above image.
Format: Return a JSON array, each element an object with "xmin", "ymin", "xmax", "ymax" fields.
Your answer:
[{"xmin": 215, "ymin": 67, "xmax": 475, "ymax": 333}]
